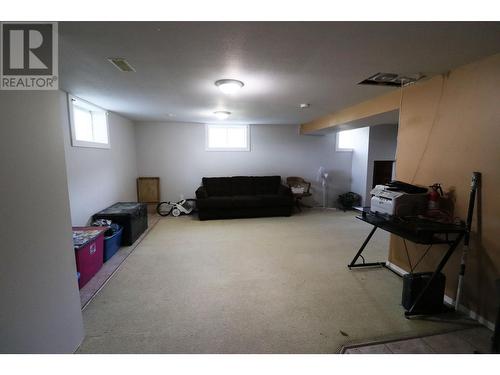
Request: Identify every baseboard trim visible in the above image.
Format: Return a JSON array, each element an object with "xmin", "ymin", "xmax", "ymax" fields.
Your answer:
[
  {"xmin": 385, "ymin": 261, "xmax": 408, "ymax": 277},
  {"xmin": 385, "ymin": 261, "xmax": 495, "ymax": 331},
  {"xmin": 442, "ymin": 295, "xmax": 495, "ymax": 331}
]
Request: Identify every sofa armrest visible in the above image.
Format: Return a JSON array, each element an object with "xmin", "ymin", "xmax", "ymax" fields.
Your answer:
[
  {"xmin": 196, "ymin": 186, "xmax": 208, "ymax": 199},
  {"xmin": 278, "ymin": 184, "xmax": 293, "ymax": 197}
]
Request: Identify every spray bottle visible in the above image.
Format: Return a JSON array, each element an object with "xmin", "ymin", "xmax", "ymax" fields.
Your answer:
[{"xmin": 428, "ymin": 183, "xmax": 443, "ymax": 210}]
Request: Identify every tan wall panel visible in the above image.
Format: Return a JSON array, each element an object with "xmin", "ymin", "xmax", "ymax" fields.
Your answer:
[{"xmin": 390, "ymin": 53, "xmax": 500, "ymax": 321}]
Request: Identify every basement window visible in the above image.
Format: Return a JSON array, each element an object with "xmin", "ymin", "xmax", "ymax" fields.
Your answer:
[
  {"xmin": 336, "ymin": 129, "xmax": 356, "ymax": 151},
  {"xmin": 68, "ymin": 94, "xmax": 110, "ymax": 149},
  {"xmin": 205, "ymin": 124, "xmax": 250, "ymax": 151}
]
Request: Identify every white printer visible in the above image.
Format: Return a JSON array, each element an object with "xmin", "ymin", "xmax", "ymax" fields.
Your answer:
[{"xmin": 370, "ymin": 181, "xmax": 428, "ymax": 217}]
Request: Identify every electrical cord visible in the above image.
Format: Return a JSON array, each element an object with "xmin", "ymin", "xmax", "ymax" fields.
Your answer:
[
  {"xmin": 413, "ymin": 244, "xmax": 433, "ymax": 272},
  {"xmin": 403, "ymin": 239, "xmax": 414, "ymax": 273},
  {"xmin": 403, "ymin": 239, "xmax": 434, "ymax": 274},
  {"xmin": 397, "ymin": 79, "xmax": 404, "ymax": 131},
  {"xmin": 393, "ymin": 80, "xmax": 405, "ymax": 170},
  {"xmin": 410, "ymin": 73, "xmax": 449, "ymax": 183}
]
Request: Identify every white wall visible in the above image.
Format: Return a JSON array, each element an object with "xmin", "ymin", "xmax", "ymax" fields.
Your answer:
[
  {"xmin": 134, "ymin": 122, "xmax": 352, "ymax": 207},
  {"xmin": 0, "ymin": 91, "xmax": 84, "ymax": 353},
  {"xmin": 344, "ymin": 124, "xmax": 398, "ymax": 205},
  {"xmin": 61, "ymin": 92, "xmax": 138, "ymax": 226},
  {"xmin": 366, "ymin": 124, "xmax": 398, "ymax": 199},
  {"xmin": 348, "ymin": 127, "xmax": 370, "ymax": 205}
]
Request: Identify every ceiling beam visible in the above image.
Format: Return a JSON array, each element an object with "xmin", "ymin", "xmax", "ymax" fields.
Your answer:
[{"xmin": 300, "ymin": 89, "xmax": 401, "ymax": 134}]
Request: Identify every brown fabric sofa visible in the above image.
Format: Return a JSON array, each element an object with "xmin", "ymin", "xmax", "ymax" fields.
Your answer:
[{"xmin": 195, "ymin": 176, "xmax": 294, "ymax": 220}]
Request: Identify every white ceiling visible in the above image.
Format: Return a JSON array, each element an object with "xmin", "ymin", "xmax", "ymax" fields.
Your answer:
[{"xmin": 59, "ymin": 22, "xmax": 500, "ymax": 124}]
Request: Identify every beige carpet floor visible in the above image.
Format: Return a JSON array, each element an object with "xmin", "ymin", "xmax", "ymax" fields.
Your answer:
[
  {"xmin": 79, "ymin": 215, "xmax": 160, "ymax": 308},
  {"xmin": 77, "ymin": 209, "xmax": 471, "ymax": 353}
]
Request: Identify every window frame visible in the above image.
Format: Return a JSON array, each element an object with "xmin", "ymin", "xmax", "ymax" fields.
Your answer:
[
  {"xmin": 68, "ymin": 94, "xmax": 110, "ymax": 149},
  {"xmin": 205, "ymin": 124, "xmax": 251, "ymax": 152},
  {"xmin": 335, "ymin": 130, "xmax": 354, "ymax": 152}
]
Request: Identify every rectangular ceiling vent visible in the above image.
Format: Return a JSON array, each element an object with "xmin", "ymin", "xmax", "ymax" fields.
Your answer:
[
  {"xmin": 107, "ymin": 57, "xmax": 136, "ymax": 72},
  {"xmin": 359, "ymin": 72, "xmax": 424, "ymax": 87}
]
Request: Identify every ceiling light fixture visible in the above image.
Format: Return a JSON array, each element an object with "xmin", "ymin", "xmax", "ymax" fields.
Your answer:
[
  {"xmin": 299, "ymin": 103, "xmax": 310, "ymax": 109},
  {"xmin": 214, "ymin": 111, "xmax": 231, "ymax": 120},
  {"xmin": 215, "ymin": 79, "xmax": 244, "ymax": 94}
]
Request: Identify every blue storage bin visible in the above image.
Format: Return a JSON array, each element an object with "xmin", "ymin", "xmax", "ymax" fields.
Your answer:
[{"xmin": 103, "ymin": 225, "xmax": 123, "ymax": 262}]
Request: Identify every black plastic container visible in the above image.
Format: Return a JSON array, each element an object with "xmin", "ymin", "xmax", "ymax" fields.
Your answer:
[
  {"xmin": 93, "ymin": 202, "xmax": 147, "ymax": 246},
  {"xmin": 402, "ymin": 272, "xmax": 446, "ymax": 313}
]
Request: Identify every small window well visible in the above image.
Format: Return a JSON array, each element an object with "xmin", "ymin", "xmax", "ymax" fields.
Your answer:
[
  {"xmin": 205, "ymin": 124, "xmax": 250, "ymax": 151},
  {"xmin": 68, "ymin": 94, "xmax": 110, "ymax": 149},
  {"xmin": 336, "ymin": 129, "xmax": 356, "ymax": 151}
]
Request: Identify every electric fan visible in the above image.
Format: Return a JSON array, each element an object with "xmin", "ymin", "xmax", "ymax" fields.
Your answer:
[{"xmin": 316, "ymin": 166, "xmax": 329, "ymax": 208}]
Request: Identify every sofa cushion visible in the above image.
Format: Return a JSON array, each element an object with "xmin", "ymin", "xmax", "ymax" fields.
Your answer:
[
  {"xmin": 253, "ymin": 176, "xmax": 281, "ymax": 194},
  {"xmin": 203, "ymin": 177, "xmax": 233, "ymax": 196},
  {"xmin": 197, "ymin": 196, "xmax": 264, "ymax": 209},
  {"xmin": 257, "ymin": 194, "xmax": 294, "ymax": 207},
  {"xmin": 231, "ymin": 195, "xmax": 262, "ymax": 208},
  {"xmin": 196, "ymin": 196, "xmax": 234, "ymax": 209},
  {"xmin": 231, "ymin": 176, "xmax": 254, "ymax": 195}
]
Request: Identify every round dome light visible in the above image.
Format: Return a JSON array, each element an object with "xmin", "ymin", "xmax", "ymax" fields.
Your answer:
[
  {"xmin": 215, "ymin": 79, "xmax": 244, "ymax": 94},
  {"xmin": 214, "ymin": 111, "xmax": 231, "ymax": 120}
]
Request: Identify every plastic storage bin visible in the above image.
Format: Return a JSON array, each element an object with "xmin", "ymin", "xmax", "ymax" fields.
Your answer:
[
  {"xmin": 103, "ymin": 225, "xmax": 123, "ymax": 262},
  {"xmin": 73, "ymin": 227, "xmax": 106, "ymax": 289}
]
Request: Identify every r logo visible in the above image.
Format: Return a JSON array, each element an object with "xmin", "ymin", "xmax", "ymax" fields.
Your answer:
[
  {"xmin": 1, "ymin": 22, "xmax": 58, "ymax": 90},
  {"xmin": 2, "ymin": 23, "xmax": 53, "ymax": 75}
]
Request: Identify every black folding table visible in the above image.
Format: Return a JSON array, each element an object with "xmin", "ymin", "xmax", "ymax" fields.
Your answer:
[{"xmin": 348, "ymin": 208, "xmax": 466, "ymax": 317}]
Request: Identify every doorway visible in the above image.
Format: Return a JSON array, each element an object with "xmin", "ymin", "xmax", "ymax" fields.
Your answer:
[{"xmin": 372, "ymin": 160, "xmax": 395, "ymax": 187}]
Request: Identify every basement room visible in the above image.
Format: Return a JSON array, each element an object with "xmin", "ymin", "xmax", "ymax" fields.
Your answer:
[{"xmin": 1, "ymin": 2, "xmax": 499, "ymax": 373}]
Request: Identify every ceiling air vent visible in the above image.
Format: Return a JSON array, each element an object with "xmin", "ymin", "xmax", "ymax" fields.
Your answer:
[
  {"xmin": 107, "ymin": 57, "xmax": 136, "ymax": 72},
  {"xmin": 359, "ymin": 72, "xmax": 424, "ymax": 87}
]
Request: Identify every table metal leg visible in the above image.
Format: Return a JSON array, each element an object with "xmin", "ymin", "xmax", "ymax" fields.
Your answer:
[
  {"xmin": 405, "ymin": 232, "xmax": 465, "ymax": 317},
  {"xmin": 348, "ymin": 226, "xmax": 386, "ymax": 269}
]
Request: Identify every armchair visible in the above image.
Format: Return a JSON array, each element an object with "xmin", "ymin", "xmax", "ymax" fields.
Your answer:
[{"xmin": 286, "ymin": 176, "xmax": 312, "ymax": 211}]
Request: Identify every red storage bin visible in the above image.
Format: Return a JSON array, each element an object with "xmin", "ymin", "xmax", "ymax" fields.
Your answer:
[{"xmin": 72, "ymin": 227, "xmax": 107, "ymax": 289}]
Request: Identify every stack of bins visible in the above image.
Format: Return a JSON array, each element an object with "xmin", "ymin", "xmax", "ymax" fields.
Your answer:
[
  {"xmin": 93, "ymin": 202, "xmax": 147, "ymax": 246},
  {"xmin": 72, "ymin": 227, "xmax": 107, "ymax": 289}
]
